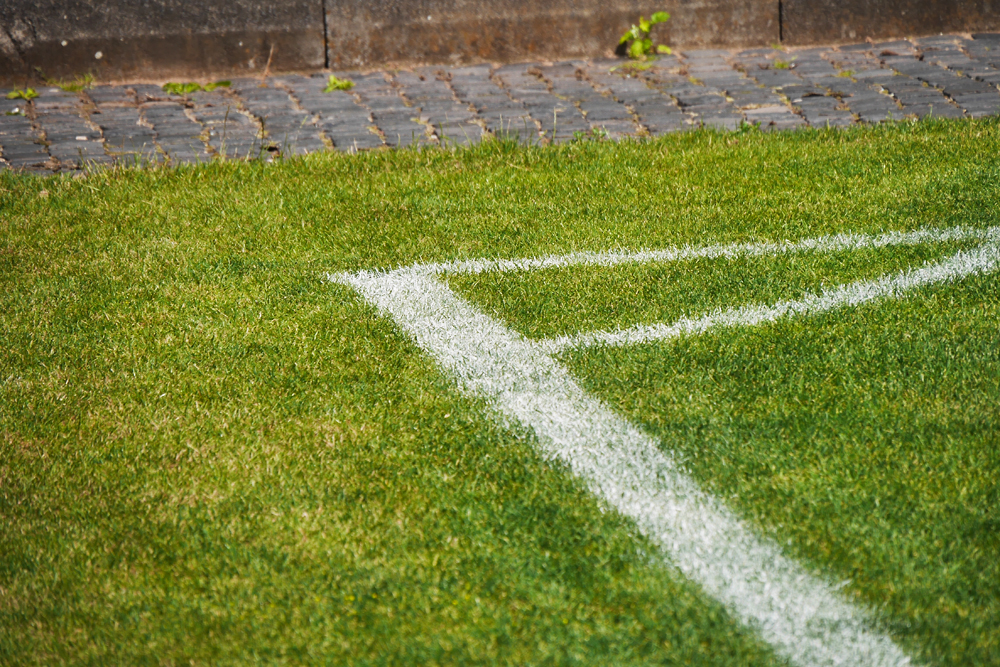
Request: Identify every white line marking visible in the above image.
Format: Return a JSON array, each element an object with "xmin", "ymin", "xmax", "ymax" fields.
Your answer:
[
  {"xmin": 329, "ymin": 226, "xmax": 998, "ymax": 666},
  {"xmin": 416, "ymin": 224, "xmax": 994, "ymax": 276},
  {"xmin": 540, "ymin": 239, "xmax": 1000, "ymax": 354}
]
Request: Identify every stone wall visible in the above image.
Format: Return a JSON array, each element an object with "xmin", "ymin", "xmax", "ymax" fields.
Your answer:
[
  {"xmin": 1, "ymin": 0, "xmax": 997, "ymax": 81},
  {"xmin": 782, "ymin": 0, "xmax": 1000, "ymax": 44}
]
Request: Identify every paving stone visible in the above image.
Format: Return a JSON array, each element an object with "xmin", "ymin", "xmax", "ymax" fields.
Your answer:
[
  {"xmin": 540, "ymin": 63, "xmax": 638, "ymax": 137},
  {"xmin": 87, "ymin": 86, "xmax": 136, "ymax": 105},
  {"xmin": 682, "ymin": 49, "xmax": 730, "ymax": 61},
  {"xmin": 751, "ymin": 69, "xmax": 804, "ymax": 88},
  {"xmin": 33, "ymin": 109, "xmax": 105, "ymax": 167},
  {"xmin": 913, "ymin": 35, "xmax": 964, "ymax": 49},
  {"xmin": 640, "ymin": 114, "xmax": 689, "ymax": 133},
  {"xmin": 141, "ymin": 102, "xmax": 207, "ymax": 159},
  {"xmin": 584, "ymin": 68, "xmax": 686, "ymax": 134},
  {"xmin": 491, "ymin": 66, "xmax": 589, "ymax": 140},
  {"xmin": 192, "ymin": 105, "xmax": 262, "ymax": 158},
  {"xmin": 578, "ymin": 99, "xmax": 632, "ymax": 122},
  {"xmin": 872, "ymin": 40, "xmax": 919, "ymax": 57},
  {"xmin": 789, "ymin": 95, "xmax": 855, "ymax": 126},
  {"xmin": 791, "ymin": 58, "xmax": 840, "ymax": 78},
  {"xmin": 32, "ymin": 88, "xmax": 81, "ymax": 111},
  {"xmin": 952, "ymin": 92, "xmax": 1000, "ymax": 117},
  {"xmin": 324, "ymin": 132, "xmax": 384, "ymax": 152},
  {"xmin": 275, "ymin": 77, "xmax": 378, "ymax": 152},
  {"xmin": 839, "ymin": 94, "xmax": 900, "ymax": 122},
  {"xmin": 1, "ymin": 31, "xmax": 997, "ymax": 171},
  {"xmin": 742, "ymin": 105, "xmax": 803, "ymax": 130},
  {"xmin": 392, "ymin": 70, "xmax": 482, "ymax": 145},
  {"xmin": 738, "ymin": 47, "xmax": 784, "ymax": 58}
]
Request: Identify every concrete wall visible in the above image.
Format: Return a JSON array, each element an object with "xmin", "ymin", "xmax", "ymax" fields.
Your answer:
[
  {"xmin": 1, "ymin": 1, "xmax": 998, "ymax": 81},
  {"xmin": 324, "ymin": 1, "xmax": 777, "ymax": 69},
  {"xmin": 782, "ymin": 0, "xmax": 1000, "ymax": 44},
  {"xmin": 0, "ymin": 1, "xmax": 326, "ymax": 81}
]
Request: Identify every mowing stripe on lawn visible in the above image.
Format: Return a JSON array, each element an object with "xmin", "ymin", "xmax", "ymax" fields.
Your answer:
[
  {"xmin": 538, "ymin": 236, "xmax": 1000, "ymax": 354},
  {"xmin": 422, "ymin": 224, "xmax": 994, "ymax": 277},
  {"xmin": 329, "ymin": 262, "xmax": 927, "ymax": 666}
]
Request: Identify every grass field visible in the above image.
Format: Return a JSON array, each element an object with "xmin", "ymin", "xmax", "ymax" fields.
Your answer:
[{"xmin": 2, "ymin": 119, "xmax": 999, "ymax": 666}]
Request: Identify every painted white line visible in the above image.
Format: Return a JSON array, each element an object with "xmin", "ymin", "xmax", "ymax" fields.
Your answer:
[
  {"xmin": 415, "ymin": 224, "xmax": 995, "ymax": 276},
  {"xmin": 329, "ymin": 264, "xmax": 918, "ymax": 667},
  {"xmin": 540, "ymin": 240, "xmax": 1000, "ymax": 354}
]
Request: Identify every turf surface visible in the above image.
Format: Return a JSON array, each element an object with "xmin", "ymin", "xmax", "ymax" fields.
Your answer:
[
  {"xmin": 564, "ymin": 273, "xmax": 1000, "ymax": 666},
  {"xmin": 2, "ymin": 118, "xmax": 999, "ymax": 665},
  {"xmin": 449, "ymin": 238, "xmax": 983, "ymax": 340}
]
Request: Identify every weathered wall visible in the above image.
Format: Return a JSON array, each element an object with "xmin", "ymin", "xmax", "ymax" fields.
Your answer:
[
  {"xmin": 782, "ymin": 0, "xmax": 1000, "ymax": 44},
  {"xmin": 1, "ymin": 0, "xmax": 777, "ymax": 79},
  {"xmin": 1, "ymin": 1, "xmax": 999, "ymax": 81},
  {"xmin": 324, "ymin": 0, "xmax": 777, "ymax": 68},
  {"xmin": 0, "ymin": 1, "xmax": 325, "ymax": 80}
]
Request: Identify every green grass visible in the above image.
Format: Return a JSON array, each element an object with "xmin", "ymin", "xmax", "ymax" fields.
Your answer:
[
  {"xmin": 564, "ymin": 274, "xmax": 1000, "ymax": 665},
  {"xmin": 449, "ymin": 239, "xmax": 982, "ymax": 340},
  {"xmin": 2, "ymin": 118, "xmax": 999, "ymax": 665}
]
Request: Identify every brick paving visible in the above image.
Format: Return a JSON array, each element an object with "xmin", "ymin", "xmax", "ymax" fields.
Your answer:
[{"xmin": 2, "ymin": 32, "xmax": 1000, "ymax": 174}]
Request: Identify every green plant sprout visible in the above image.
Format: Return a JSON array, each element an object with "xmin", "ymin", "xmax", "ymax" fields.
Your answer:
[
  {"xmin": 609, "ymin": 61, "xmax": 655, "ymax": 74},
  {"xmin": 162, "ymin": 81, "xmax": 232, "ymax": 95},
  {"xmin": 6, "ymin": 88, "xmax": 39, "ymax": 101},
  {"xmin": 773, "ymin": 55, "xmax": 797, "ymax": 69},
  {"xmin": 323, "ymin": 75, "xmax": 355, "ymax": 92},
  {"xmin": 35, "ymin": 68, "xmax": 95, "ymax": 92},
  {"xmin": 54, "ymin": 73, "xmax": 96, "ymax": 92},
  {"xmin": 619, "ymin": 12, "xmax": 671, "ymax": 60}
]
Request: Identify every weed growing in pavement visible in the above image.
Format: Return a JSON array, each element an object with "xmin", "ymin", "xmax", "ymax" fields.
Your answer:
[
  {"xmin": 619, "ymin": 12, "xmax": 672, "ymax": 60},
  {"xmin": 162, "ymin": 81, "xmax": 232, "ymax": 95},
  {"xmin": 6, "ymin": 88, "xmax": 38, "ymax": 101},
  {"xmin": 323, "ymin": 75, "xmax": 355, "ymax": 92},
  {"xmin": 610, "ymin": 60, "xmax": 655, "ymax": 74},
  {"xmin": 56, "ymin": 73, "xmax": 95, "ymax": 92},
  {"xmin": 773, "ymin": 56, "xmax": 797, "ymax": 69},
  {"xmin": 36, "ymin": 70, "xmax": 95, "ymax": 92}
]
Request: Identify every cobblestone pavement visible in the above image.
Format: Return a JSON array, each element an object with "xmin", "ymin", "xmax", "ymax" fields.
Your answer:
[{"xmin": 3, "ymin": 33, "xmax": 1000, "ymax": 174}]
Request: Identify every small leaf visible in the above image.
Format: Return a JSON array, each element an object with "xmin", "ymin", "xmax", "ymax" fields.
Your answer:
[
  {"xmin": 620, "ymin": 25, "xmax": 640, "ymax": 44},
  {"xmin": 650, "ymin": 11, "xmax": 670, "ymax": 24},
  {"xmin": 629, "ymin": 40, "xmax": 646, "ymax": 59},
  {"xmin": 323, "ymin": 75, "xmax": 355, "ymax": 92},
  {"xmin": 6, "ymin": 88, "xmax": 39, "ymax": 101},
  {"xmin": 656, "ymin": 44, "xmax": 672, "ymax": 54},
  {"xmin": 639, "ymin": 17, "xmax": 651, "ymax": 33}
]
